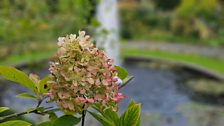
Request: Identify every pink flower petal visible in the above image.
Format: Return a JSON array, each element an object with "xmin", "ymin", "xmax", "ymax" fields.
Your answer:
[{"xmin": 87, "ymin": 98, "xmax": 95, "ymax": 103}]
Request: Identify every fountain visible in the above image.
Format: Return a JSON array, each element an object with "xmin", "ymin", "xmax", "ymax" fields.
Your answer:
[
  {"xmin": 96, "ymin": 0, "xmax": 120, "ymax": 65},
  {"xmin": 1, "ymin": 1, "xmax": 224, "ymax": 125}
]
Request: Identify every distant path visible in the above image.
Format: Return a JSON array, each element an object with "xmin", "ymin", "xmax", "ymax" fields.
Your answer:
[{"xmin": 123, "ymin": 41, "xmax": 224, "ymax": 59}]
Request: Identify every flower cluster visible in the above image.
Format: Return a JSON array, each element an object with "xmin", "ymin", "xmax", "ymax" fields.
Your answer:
[{"xmin": 48, "ymin": 31, "xmax": 124, "ymax": 113}]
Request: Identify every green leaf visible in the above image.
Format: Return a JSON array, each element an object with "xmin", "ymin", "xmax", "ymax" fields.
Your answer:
[
  {"xmin": 128, "ymin": 100, "xmax": 135, "ymax": 108},
  {"xmin": 136, "ymin": 117, "xmax": 140, "ymax": 126},
  {"xmin": 26, "ymin": 107, "xmax": 45, "ymax": 114},
  {"xmin": 37, "ymin": 107, "xmax": 45, "ymax": 113},
  {"xmin": 49, "ymin": 112, "xmax": 58, "ymax": 121},
  {"xmin": 29, "ymin": 74, "xmax": 39, "ymax": 85},
  {"xmin": 52, "ymin": 115, "xmax": 81, "ymax": 126},
  {"xmin": 38, "ymin": 121, "xmax": 52, "ymax": 126},
  {"xmin": 92, "ymin": 104, "xmax": 119, "ymax": 126},
  {"xmin": 88, "ymin": 111, "xmax": 114, "ymax": 126},
  {"xmin": 26, "ymin": 107, "xmax": 37, "ymax": 113},
  {"xmin": 102, "ymin": 109, "xmax": 119, "ymax": 126},
  {"xmin": 16, "ymin": 93, "xmax": 37, "ymax": 99},
  {"xmin": 45, "ymin": 108, "xmax": 60, "ymax": 114},
  {"xmin": 122, "ymin": 76, "xmax": 134, "ymax": 85},
  {"xmin": 92, "ymin": 102, "xmax": 101, "ymax": 111},
  {"xmin": 38, "ymin": 76, "xmax": 51, "ymax": 95},
  {"xmin": 0, "ymin": 66, "xmax": 37, "ymax": 93},
  {"xmin": 127, "ymin": 100, "xmax": 141, "ymax": 126},
  {"xmin": 115, "ymin": 66, "xmax": 128, "ymax": 80},
  {"xmin": 0, "ymin": 120, "xmax": 32, "ymax": 126},
  {"xmin": 0, "ymin": 107, "xmax": 9, "ymax": 113},
  {"xmin": 119, "ymin": 76, "xmax": 134, "ymax": 89},
  {"xmin": 91, "ymin": 17, "xmax": 101, "ymax": 27},
  {"xmin": 119, "ymin": 104, "xmax": 141, "ymax": 126}
]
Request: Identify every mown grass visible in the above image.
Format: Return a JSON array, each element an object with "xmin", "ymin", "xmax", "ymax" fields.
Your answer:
[
  {"xmin": 0, "ymin": 50, "xmax": 55, "ymax": 66},
  {"xmin": 1, "ymin": 47, "xmax": 224, "ymax": 77},
  {"xmin": 121, "ymin": 49, "xmax": 224, "ymax": 76}
]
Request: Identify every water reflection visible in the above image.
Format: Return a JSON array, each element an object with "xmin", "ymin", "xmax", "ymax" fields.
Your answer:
[{"xmin": 1, "ymin": 60, "xmax": 224, "ymax": 126}]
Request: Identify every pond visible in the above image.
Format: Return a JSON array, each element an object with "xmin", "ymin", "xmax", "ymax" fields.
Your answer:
[{"xmin": 1, "ymin": 59, "xmax": 224, "ymax": 126}]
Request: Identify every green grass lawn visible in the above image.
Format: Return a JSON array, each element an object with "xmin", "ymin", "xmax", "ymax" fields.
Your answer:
[
  {"xmin": 0, "ymin": 50, "xmax": 55, "ymax": 66},
  {"xmin": 1, "ymin": 47, "xmax": 224, "ymax": 78},
  {"xmin": 121, "ymin": 49, "xmax": 224, "ymax": 76}
]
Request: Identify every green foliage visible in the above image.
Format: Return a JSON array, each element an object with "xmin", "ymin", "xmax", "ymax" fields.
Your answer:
[
  {"xmin": 120, "ymin": 0, "xmax": 224, "ymax": 46},
  {"xmin": 122, "ymin": 76, "xmax": 134, "ymax": 85},
  {"xmin": 102, "ymin": 109, "xmax": 119, "ymax": 125},
  {"xmin": 153, "ymin": 0, "xmax": 181, "ymax": 10},
  {"xmin": 0, "ymin": 66, "xmax": 37, "ymax": 93},
  {"xmin": 52, "ymin": 115, "xmax": 81, "ymax": 126},
  {"xmin": 0, "ymin": 108, "xmax": 9, "ymax": 113},
  {"xmin": 25, "ymin": 108, "xmax": 39, "ymax": 114},
  {"xmin": 120, "ymin": 6, "xmax": 170, "ymax": 40},
  {"xmin": 0, "ymin": 66, "xmax": 52, "ymax": 101},
  {"xmin": 0, "ymin": 50, "xmax": 55, "ymax": 66},
  {"xmin": 0, "ymin": 33, "xmax": 136, "ymax": 125},
  {"xmin": 0, "ymin": 65, "xmax": 136, "ymax": 125},
  {"xmin": 16, "ymin": 93, "xmax": 37, "ymax": 99},
  {"xmin": 0, "ymin": 0, "xmax": 97, "ymax": 59},
  {"xmin": 115, "ymin": 66, "xmax": 128, "ymax": 80},
  {"xmin": 88, "ymin": 111, "xmax": 114, "ymax": 126},
  {"xmin": 118, "ymin": 76, "xmax": 134, "ymax": 89},
  {"xmin": 48, "ymin": 113, "xmax": 58, "ymax": 121},
  {"xmin": 38, "ymin": 121, "xmax": 52, "ymax": 126},
  {"xmin": 0, "ymin": 120, "xmax": 32, "ymax": 126},
  {"xmin": 172, "ymin": 0, "xmax": 220, "ymax": 40},
  {"xmin": 89, "ymin": 100, "xmax": 141, "ymax": 126},
  {"xmin": 176, "ymin": 0, "xmax": 218, "ymax": 18},
  {"xmin": 122, "ymin": 49, "xmax": 224, "ymax": 76},
  {"xmin": 24, "ymin": 107, "xmax": 44, "ymax": 114},
  {"xmin": 38, "ymin": 76, "xmax": 52, "ymax": 95},
  {"xmin": 90, "ymin": 17, "xmax": 101, "ymax": 27},
  {"xmin": 119, "ymin": 101, "xmax": 141, "ymax": 126}
]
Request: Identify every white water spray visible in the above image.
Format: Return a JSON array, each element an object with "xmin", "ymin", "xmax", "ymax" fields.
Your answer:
[{"xmin": 96, "ymin": 0, "xmax": 120, "ymax": 65}]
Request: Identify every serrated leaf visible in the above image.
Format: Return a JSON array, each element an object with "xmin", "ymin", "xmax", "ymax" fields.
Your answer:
[
  {"xmin": 0, "ymin": 66, "xmax": 37, "ymax": 93},
  {"xmin": 88, "ymin": 111, "xmax": 114, "ymax": 126},
  {"xmin": 0, "ymin": 120, "xmax": 32, "ymax": 126},
  {"xmin": 16, "ymin": 93, "xmax": 37, "ymax": 99},
  {"xmin": 52, "ymin": 115, "xmax": 81, "ymax": 126},
  {"xmin": 0, "ymin": 107, "xmax": 9, "ymax": 113},
  {"xmin": 119, "ymin": 104, "xmax": 141, "ymax": 126},
  {"xmin": 38, "ymin": 76, "xmax": 51, "ymax": 95},
  {"xmin": 115, "ymin": 66, "xmax": 128, "ymax": 80},
  {"xmin": 38, "ymin": 121, "xmax": 52, "ymax": 126}
]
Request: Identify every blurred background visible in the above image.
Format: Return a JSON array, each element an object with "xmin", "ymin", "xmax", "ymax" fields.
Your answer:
[{"xmin": 0, "ymin": 0, "xmax": 224, "ymax": 126}]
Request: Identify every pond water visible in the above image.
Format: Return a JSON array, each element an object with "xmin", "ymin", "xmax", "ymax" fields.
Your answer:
[
  {"xmin": 120, "ymin": 63, "xmax": 189, "ymax": 126},
  {"xmin": 1, "ymin": 60, "xmax": 224, "ymax": 126}
]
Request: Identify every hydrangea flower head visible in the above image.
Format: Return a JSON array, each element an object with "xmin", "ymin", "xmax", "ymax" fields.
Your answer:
[{"xmin": 48, "ymin": 31, "xmax": 124, "ymax": 113}]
